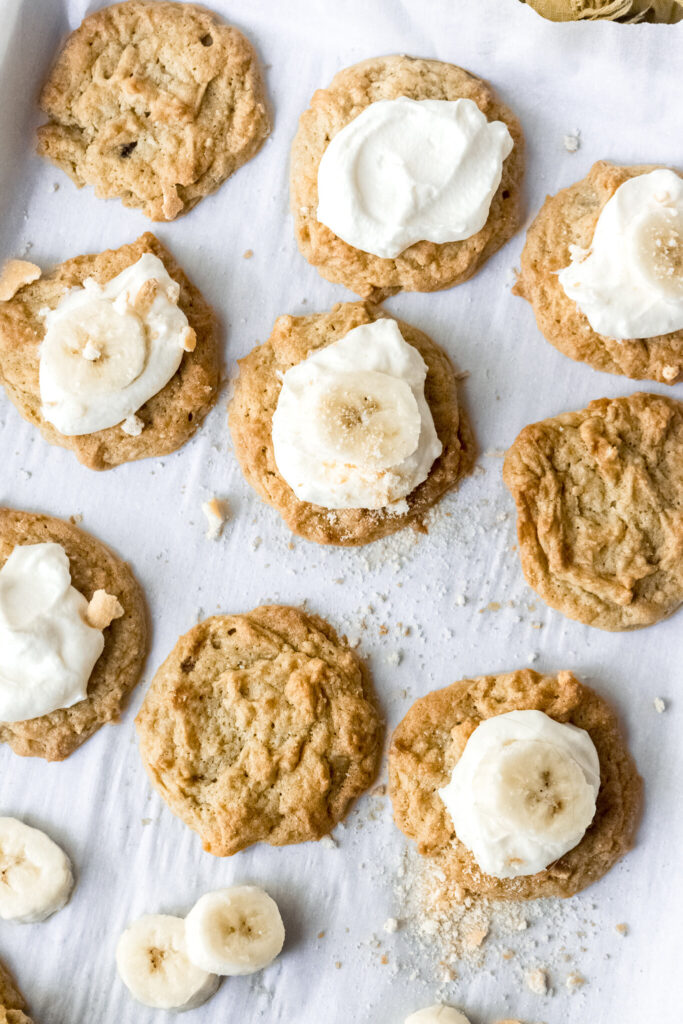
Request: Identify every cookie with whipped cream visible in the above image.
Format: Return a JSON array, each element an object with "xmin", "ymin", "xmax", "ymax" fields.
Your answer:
[
  {"xmin": 0, "ymin": 507, "xmax": 146, "ymax": 761},
  {"xmin": 389, "ymin": 669, "xmax": 641, "ymax": 900},
  {"xmin": 504, "ymin": 392, "xmax": 683, "ymax": 630},
  {"xmin": 290, "ymin": 55, "xmax": 524, "ymax": 298},
  {"xmin": 0, "ymin": 233, "xmax": 219, "ymax": 470},
  {"xmin": 228, "ymin": 301, "xmax": 474, "ymax": 545},
  {"xmin": 136, "ymin": 604, "xmax": 381, "ymax": 855},
  {"xmin": 515, "ymin": 161, "xmax": 683, "ymax": 384},
  {"xmin": 37, "ymin": 1, "xmax": 270, "ymax": 221}
]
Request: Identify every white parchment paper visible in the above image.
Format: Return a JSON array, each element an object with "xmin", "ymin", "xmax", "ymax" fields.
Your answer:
[{"xmin": 0, "ymin": 2, "xmax": 681, "ymax": 1022}]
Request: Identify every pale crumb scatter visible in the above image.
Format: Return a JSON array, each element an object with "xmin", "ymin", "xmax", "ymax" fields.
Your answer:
[
  {"xmin": 202, "ymin": 497, "xmax": 229, "ymax": 540},
  {"xmin": 528, "ymin": 651, "xmax": 539, "ymax": 662},
  {"xmin": 69, "ymin": 514, "xmax": 83, "ymax": 525},
  {"xmin": 0, "ymin": 259, "xmax": 41, "ymax": 301},
  {"xmin": 182, "ymin": 327, "xmax": 197, "ymax": 352},
  {"xmin": 525, "ymin": 967, "xmax": 549, "ymax": 995},
  {"xmin": 243, "ymin": 249, "xmax": 254, "ymax": 259},
  {"xmin": 334, "ymin": 961, "xmax": 342, "ymax": 969},
  {"xmin": 252, "ymin": 536, "xmax": 262, "ymax": 550},
  {"xmin": 454, "ymin": 593, "xmax": 466, "ymax": 606},
  {"xmin": 121, "ymin": 413, "xmax": 144, "ymax": 436},
  {"xmin": 141, "ymin": 817, "xmax": 152, "ymax": 826},
  {"xmin": 86, "ymin": 589, "xmax": 124, "ymax": 630},
  {"xmin": 653, "ymin": 697, "xmax": 666, "ymax": 713},
  {"xmin": 385, "ymin": 650, "xmax": 402, "ymax": 666},
  {"xmin": 319, "ymin": 835, "xmax": 337, "ymax": 849},
  {"xmin": 383, "ymin": 917, "xmax": 399, "ymax": 934},
  {"xmin": 615, "ymin": 922, "xmax": 629, "ymax": 936},
  {"xmin": 563, "ymin": 131, "xmax": 581, "ymax": 153},
  {"xmin": 51, "ymin": 182, "xmax": 60, "ymax": 191},
  {"xmin": 465, "ymin": 925, "xmax": 489, "ymax": 948},
  {"xmin": 566, "ymin": 971, "xmax": 585, "ymax": 991}
]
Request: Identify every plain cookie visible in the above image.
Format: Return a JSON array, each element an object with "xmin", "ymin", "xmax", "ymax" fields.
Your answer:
[
  {"xmin": 0, "ymin": 233, "xmax": 219, "ymax": 470},
  {"xmin": 514, "ymin": 161, "xmax": 683, "ymax": 384},
  {"xmin": 290, "ymin": 55, "xmax": 524, "ymax": 299},
  {"xmin": 228, "ymin": 300, "xmax": 474, "ymax": 545},
  {"xmin": 389, "ymin": 669, "xmax": 642, "ymax": 900},
  {"xmin": 0, "ymin": 508, "xmax": 147, "ymax": 761},
  {"xmin": 37, "ymin": 1, "xmax": 270, "ymax": 220},
  {"xmin": 136, "ymin": 605, "xmax": 382, "ymax": 855},
  {"xmin": 503, "ymin": 392, "xmax": 683, "ymax": 630}
]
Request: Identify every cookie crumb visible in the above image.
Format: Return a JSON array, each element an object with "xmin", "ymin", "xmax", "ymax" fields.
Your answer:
[
  {"xmin": 182, "ymin": 327, "xmax": 197, "ymax": 352},
  {"xmin": 465, "ymin": 925, "xmax": 489, "ymax": 948},
  {"xmin": 524, "ymin": 967, "xmax": 549, "ymax": 995},
  {"xmin": 319, "ymin": 835, "xmax": 337, "ymax": 849},
  {"xmin": 383, "ymin": 917, "xmax": 399, "ymax": 934},
  {"xmin": 615, "ymin": 922, "xmax": 629, "ymax": 936},
  {"xmin": 202, "ymin": 497, "xmax": 229, "ymax": 540},
  {"xmin": 243, "ymin": 249, "xmax": 254, "ymax": 259},
  {"xmin": 121, "ymin": 413, "xmax": 144, "ymax": 436},
  {"xmin": 86, "ymin": 589, "xmax": 124, "ymax": 629},
  {"xmin": 653, "ymin": 697, "xmax": 666, "ymax": 714},
  {"xmin": 566, "ymin": 971, "xmax": 585, "ymax": 991},
  {"xmin": 563, "ymin": 131, "xmax": 581, "ymax": 153},
  {"xmin": 0, "ymin": 259, "xmax": 41, "ymax": 301}
]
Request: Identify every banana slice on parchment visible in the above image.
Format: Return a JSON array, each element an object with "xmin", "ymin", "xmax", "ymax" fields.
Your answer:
[
  {"xmin": 0, "ymin": 817, "xmax": 73, "ymax": 923},
  {"xmin": 185, "ymin": 886, "xmax": 285, "ymax": 977},
  {"xmin": 405, "ymin": 1006, "xmax": 471, "ymax": 1024},
  {"xmin": 115, "ymin": 914, "xmax": 219, "ymax": 1012}
]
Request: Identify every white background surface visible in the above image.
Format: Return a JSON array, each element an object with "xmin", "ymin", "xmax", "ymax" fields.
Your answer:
[{"xmin": 0, "ymin": 1, "xmax": 681, "ymax": 1022}]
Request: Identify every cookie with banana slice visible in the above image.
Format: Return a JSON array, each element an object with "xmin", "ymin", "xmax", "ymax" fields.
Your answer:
[
  {"xmin": 0, "ymin": 959, "xmax": 33, "ymax": 1024},
  {"xmin": 0, "ymin": 233, "xmax": 219, "ymax": 470},
  {"xmin": 229, "ymin": 301, "xmax": 474, "ymax": 546},
  {"xmin": 0, "ymin": 507, "xmax": 147, "ymax": 760},
  {"xmin": 290, "ymin": 55, "xmax": 524, "ymax": 299},
  {"xmin": 36, "ymin": 1, "xmax": 270, "ymax": 221},
  {"xmin": 515, "ymin": 162, "xmax": 683, "ymax": 384},
  {"xmin": 389, "ymin": 669, "xmax": 642, "ymax": 900},
  {"xmin": 503, "ymin": 392, "xmax": 683, "ymax": 630},
  {"xmin": 136, "ymin": 605, "xmax": 381, "ymax": 855}
]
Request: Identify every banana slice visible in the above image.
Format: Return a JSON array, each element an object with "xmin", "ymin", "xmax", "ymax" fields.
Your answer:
[
  {"xmin": 634, "ymin": 204, "xmax": 683, "ymax": 299},
  {"xmin": 483, "ymin": 739, "xmax": 596, "ymax": 845},
  {"xmin": 306, "ymin": 370, "xmax": 421, "ymax": 469},
  {"xmin": 0, "ymin": 817, "xmax": 73, "ymax": 923},
  {"xmin": 405, "ymin": 1006, "xmax": 471, "ymax": 1024},
  {"xmin": 185, "ymin": 886, "xmax": 285, "ymax": 976},
  {"xmin": 41, "ymin": 298, "xmax": 147, "ymax": 396},
  {"xmin": 116, "ymin": 914, "xmax": 219, "ymax": 1011}
]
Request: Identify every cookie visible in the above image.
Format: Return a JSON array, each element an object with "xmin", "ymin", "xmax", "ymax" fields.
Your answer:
[
  {"xmin": 503, "ymin": 392, "xmax": 683, "ymax": 630},
  {"xmin": 37, "ymin": 1, "xmax": 270, "ymax": 220},
  {"xmin": 290, "ymin": 55, "xmax": 524, "ymax": 299},
  {"xmin": 514, "ymin": 161, "xmax": 683, "ymax": 384},
  {"xmin": 136, "ymin": 605, "xmax": 381, "ymax": 856},
  {"xmin": 0, "ymin": 961, "xmax": 27, "ymax": 1016},
  {"xmin": 228, "ymin": 301, "xmax": 474, "ymax": 546},
  {"xmin": 0, "ymin": 233, "xmax": 219, "ymax": 470},
  {"xmin": 0, "ymin": 508, "xmax": 147, "ymax": 761},
  {"xmin": 389, "ymin": 669, "xmax": 642, "ymax": 900}
]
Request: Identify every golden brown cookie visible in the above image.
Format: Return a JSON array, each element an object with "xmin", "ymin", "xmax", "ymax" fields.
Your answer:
[
  {"xmin": 503, "ymin": 392, "xmax": 683, "ymax": 631},
  {"xmin": 514, "ymin": 161, "xmax": 683, "ymax": 384},
  {"xmin": 0, "ymin": 233, "xmax": 219, "ymax": 470},
  {"xmin": 290, "ymin": 55, "xmax": 525, "ymax": 299},
  {"xmin": 0, "ymin": 961, "xmax": 27, "ymax": 1016},
  {"xmin": 136, "ymin": 605, "xmax": 382, "ymax": 856},
  {"xmin": 389, "ymin": 669, "xmax": 642, "ymax": 900},
  {"xmin": 37, "ymin": 1, "xmax": 270, "ymax": 220},
  {"xmin": 228, "ymin": 301, "xmax": 474, "ymax": 546},
  {"xmin": 0, "ymin": 508, "xmax": 147, "ymax": 761}
]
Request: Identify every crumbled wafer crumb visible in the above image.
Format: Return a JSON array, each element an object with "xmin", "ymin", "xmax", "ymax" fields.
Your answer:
[
  {"xmin": 563, "ymin": 131, "xmax": 580, "ymax": 153},
  {"xmin": 202, "ymin": 497, "xmax": 229, "ymax": 540},
  {"xmin": 0, "ymin": 259, "xmax": 41, "ymax": 301},
  {"xmin": 121, "ymin": 414, "xmax": 144, "ymax": 436},
  {"xmin": 86, "ymin": 590, "xmax": 124, "ymax": 629},
  {"xmin": 615, "ymin": 922, "xmax": 629, "ymax": 936},
  {"xmin": 653, "ymin": 697, "xmax": 666, "ymax": 713},
  {"xmin": 383, "ymin": 917, "xmax": 399, "ymax": 934},
  {"xmin": 243, "ymin": 249, "xmax": 254, "ymax": 259},
  {"xmin": 465, "ymin": 925, "xmax": 489, "ymax": 948},
  {"xmin": 524, "ymin": 967, "xmax": 548, "ymax": 995},
  {"xmin": 566, "ymin": 971, "xmax": 585, "ymax": 991}
]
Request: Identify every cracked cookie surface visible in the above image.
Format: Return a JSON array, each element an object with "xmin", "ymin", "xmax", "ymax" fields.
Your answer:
[
  {"xmin": 503, "ymin": 393, "xmax": 683, "ymax": 630},
  {"xmin": 0, "ymin": 508, "xmax": 147, "ymax": 761},
  {"xmin": 229, "ymin": 300, "xmax": 474, "ymax": 546},
  {"xmin": 37, "ymin": 1, "xmax": 270, "ymax": 220},
  {"xmin": 389, "ymin": 669, "xmax": 642, "ymax": 900},
  {"xmin": 0, "ymin": 233, "xmax": 219, "ymax": 470},
  {"xmin": 514, "ymin": 161, "xmax": 683, "ymax": 384},
  {"xmin": 290, "ymin": 55, "xmax": 524, "ymax": 299},
  {"xmin": 136, "ymin": 605, "xmax": 382, "ymax": 856}
]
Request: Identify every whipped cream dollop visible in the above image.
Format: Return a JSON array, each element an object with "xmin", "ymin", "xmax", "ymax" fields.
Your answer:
[
  {"xmin": 316, "ymin": 96, "xmax": 514, "ymax": 259},
  {"xmin": 0, "ymin": 543, "xmax": 104, "ymax": 722},
  {"xmin": 558, "ymin": 169, "xmax": 683, "ymax": 340},
  {"xmin": 39, "ymin": 253, "xmax": 193, "ymax": 435},
  {"xmin": 439, "ymin": 710, "xmax": 600, "ymax": 879},
  {"xmin": 271, "ymin": 318, "xmax": 442, "ymax": 510}
]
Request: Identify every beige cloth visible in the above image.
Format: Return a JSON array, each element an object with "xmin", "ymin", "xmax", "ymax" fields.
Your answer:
[{"xmin": 522, "ymin": 0, "xmax": 683, "ymax": 21}]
